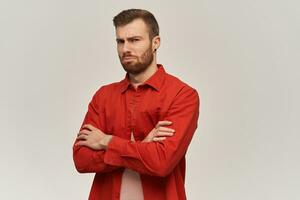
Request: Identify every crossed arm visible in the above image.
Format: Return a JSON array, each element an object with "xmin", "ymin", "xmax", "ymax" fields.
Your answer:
[
  {"xmin": 73, "ymin": 87, "xmax": 199, "ymax": 177},
  {"xmin": 73, "ymin": 121, "xmax": 174, "ymax": 173}
]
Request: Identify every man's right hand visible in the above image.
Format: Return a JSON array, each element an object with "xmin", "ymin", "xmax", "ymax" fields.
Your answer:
[{"xmin": 142, "ymin": 121, "xmax": 175, "ymax": 142}]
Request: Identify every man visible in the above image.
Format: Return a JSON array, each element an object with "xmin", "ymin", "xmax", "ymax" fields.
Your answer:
[{"xmin": 73, "ymin": 9, "xmax": 200, "ymax": 200}]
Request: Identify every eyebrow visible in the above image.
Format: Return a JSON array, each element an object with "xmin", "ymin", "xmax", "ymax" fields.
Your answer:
[{"xmin": 116, "ymin": 36, "xmax": 143, "ymax": 42}]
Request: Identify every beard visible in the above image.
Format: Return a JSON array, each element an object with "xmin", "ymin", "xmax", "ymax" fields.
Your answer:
[{"xmin": 119, "ymin": 44, "xmax": 154, "ymax": 75}]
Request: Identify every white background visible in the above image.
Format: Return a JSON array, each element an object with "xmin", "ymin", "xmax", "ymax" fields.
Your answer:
[{"xmin": 0, "ymin": 0, "xmax": 299, "ymax": 199}]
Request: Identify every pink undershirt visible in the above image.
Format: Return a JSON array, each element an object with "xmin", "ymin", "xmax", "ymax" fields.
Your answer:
[{"xmin": 119, "ymin": 132, "xmax": 144, "ymax": 200}]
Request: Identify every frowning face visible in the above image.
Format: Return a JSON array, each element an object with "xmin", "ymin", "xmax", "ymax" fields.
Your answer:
[{"xmin": 116, "ymin": 18, "xmax": 156, "ymax": 75}]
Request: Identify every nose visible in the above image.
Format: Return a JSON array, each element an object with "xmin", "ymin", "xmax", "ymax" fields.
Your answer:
[{"xmin": 122, "ymin": 41, "xmax": 131, "ymax": 53}]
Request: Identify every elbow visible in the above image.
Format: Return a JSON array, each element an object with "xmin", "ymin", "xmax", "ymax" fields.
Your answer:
[
  {"xmin": 155, "ymin": 169, "xmax": 172, "ymax": 177},
  {"xmin": 73, "ymin": 149, "xmax": 91, "ymax": 173},
  {"xmin": 75, "ymin": 167, "xmax": 87, "ymax": 174},
  {"xmin": 149, "ymin": 162, "xmax": 174, "ymax": 177},
  {"xmin": 72, "ymin": 144, "xmax": 95, "ymax": 173},
  {"xmin": 73, "ymin": 157, "xmax": 89, "ymax": 173},
  {"xmin": 159, "ymin": 166, "xmax": 174, "ymax": 177},
  {"xmin": 74, "ymin": 164, "xmax": 88, "ymax": 173}
]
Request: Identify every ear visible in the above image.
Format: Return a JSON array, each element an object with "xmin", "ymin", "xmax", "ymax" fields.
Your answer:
[{"xmin": 152, "ymin": 36, "xmax": 161, "ymax": 52}]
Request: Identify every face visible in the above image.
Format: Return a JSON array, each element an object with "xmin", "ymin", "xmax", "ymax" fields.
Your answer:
[{"xmin": 116, "ymin": 19, "xmax": 157, "ymax": 75}]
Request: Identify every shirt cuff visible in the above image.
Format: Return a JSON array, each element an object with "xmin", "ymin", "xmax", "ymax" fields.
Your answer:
[{"xmin": 104, "ymin": 136, "xmax": 128, "ymax": 167}]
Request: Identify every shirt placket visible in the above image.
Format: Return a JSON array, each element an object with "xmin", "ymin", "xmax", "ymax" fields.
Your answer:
[{"xmin": 128, "ymin": 86, "xmax": 142, "ymax": 140}]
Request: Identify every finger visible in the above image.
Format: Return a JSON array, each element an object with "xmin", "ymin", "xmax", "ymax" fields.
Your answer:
[
  {"xmin": 78, "ymin": 129, "xmax": 90, "ymax": 136},
  {"xmin": 153, "ymin": 137, "xmax": 166, "ymax": 141},
  {"xmin": 157, "ymin": 127, "xmax": 175, "ymax": 133},
  {"xmin": 156, "ymin": 121, "xmax": 172, "ymax": 128},
  {"xmin": 77, "ymin": 134, "xmax": 88, "ymax": 140},
  {"xmin": 77, "ymin": 132, "xmax": 88, "ymax": 137},
  {"xmin": 75, "ymin": 140, "xmax": 86, "ymax": 146},
  {"xmin": 155, "ymin": 131, "xmax": 174, "ymax": 137},
  {"xmin": 82, "ymin": 124, "xmax": 98, "ymax": 131}
]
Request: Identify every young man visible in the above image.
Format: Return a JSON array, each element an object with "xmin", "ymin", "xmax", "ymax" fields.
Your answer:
[{"xmin": 73, "ymin": 9, "xmax": 200, "ymax": 200}]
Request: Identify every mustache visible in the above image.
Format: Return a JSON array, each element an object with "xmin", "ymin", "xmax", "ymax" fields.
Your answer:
[{"xmin": 122, "ymin": 54, "xmax": 136, "ymax": 59}]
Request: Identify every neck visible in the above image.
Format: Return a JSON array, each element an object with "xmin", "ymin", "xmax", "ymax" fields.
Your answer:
[{"xmin": 129, "ymin": 58, "xmax": 158, "ymax": 87}]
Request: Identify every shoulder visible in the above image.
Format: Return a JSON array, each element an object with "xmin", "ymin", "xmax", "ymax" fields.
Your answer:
[
  {"xmin": 91, "ymin": 80, "xmax": 123, "ymax": 101},
  {"xmin": 164, "ymin": 72, "xmax": 199, "ymax": 100}
]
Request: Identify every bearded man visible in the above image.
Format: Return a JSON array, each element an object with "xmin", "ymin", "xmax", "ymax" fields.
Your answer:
[{"xmin": 73, "ymin": 8, "xmax": 200, "ymax": 200}]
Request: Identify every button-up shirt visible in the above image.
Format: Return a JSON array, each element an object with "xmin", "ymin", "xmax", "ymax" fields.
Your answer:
[{"xmin": 73, "ymin": 64, "xmax": 200, "ymax": 200}]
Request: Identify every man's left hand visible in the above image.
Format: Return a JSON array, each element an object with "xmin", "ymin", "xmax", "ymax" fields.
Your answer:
[{"xmin": 76, "ymin": 124, "xmax": 113, "ymax": 150}]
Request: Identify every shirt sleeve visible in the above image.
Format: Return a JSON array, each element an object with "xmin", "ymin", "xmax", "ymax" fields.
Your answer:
[
  {"xmin": 103, "ymin": 86, "xmax": 200, "ymax": 177},
  {"xmin": 72, "ymin": 87, "xmax": 120, "ymax": 173}
]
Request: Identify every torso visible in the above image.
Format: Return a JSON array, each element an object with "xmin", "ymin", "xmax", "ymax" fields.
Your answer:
[{"xmin": 120, "ymin": 132, "xmax": 144, "ymax": 200}]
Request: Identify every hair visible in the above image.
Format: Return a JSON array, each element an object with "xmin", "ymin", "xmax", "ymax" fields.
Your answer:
[{"xmin": 113, "ymin": 9, "xmax": 159, "ymax": 40}]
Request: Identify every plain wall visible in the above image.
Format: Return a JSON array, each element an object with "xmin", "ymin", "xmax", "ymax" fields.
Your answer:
[{"xmin": 0, "ymin": 0, "xmax": 299, "ymax": 199}]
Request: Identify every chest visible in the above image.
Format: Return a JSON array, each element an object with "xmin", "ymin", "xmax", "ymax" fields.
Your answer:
[{"xmin": 103, "ymin": 89, "xmax": 170, "ymax": 140}]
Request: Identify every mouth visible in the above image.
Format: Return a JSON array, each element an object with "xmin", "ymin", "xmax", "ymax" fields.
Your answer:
[{"xmin": 122, "ymin": 56, "xmax": 136, "ymax": 61}]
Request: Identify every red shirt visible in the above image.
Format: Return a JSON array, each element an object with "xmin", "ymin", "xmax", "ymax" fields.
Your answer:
[{"xmin": 73, "ymin": 64, "xmax": 200, "ymax": 200}]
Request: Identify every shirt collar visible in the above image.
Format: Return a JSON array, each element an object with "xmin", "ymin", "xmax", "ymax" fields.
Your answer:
[{"xmin": 120, "ymin": 64, "xmax": 166, "ymax": 93}]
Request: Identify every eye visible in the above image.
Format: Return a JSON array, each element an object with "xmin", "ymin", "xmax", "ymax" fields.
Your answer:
[
  {"xmin": 116, "ymin": 39, "xmax": 124, "ymax": 44},
  {"xmin": 130, "ymin": 38, "xmax": 139, "ymax": 43}
]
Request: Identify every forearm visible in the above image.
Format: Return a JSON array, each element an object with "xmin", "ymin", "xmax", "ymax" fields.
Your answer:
[
  {"xmin": 103, "ymin": 113, "xmax": 198, "ymax": 176},
  {"xmin": 73, "ymin": 140, "xmax": 120, "ymax": 173}
]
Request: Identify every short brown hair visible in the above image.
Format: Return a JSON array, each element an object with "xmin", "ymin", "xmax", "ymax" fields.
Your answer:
[{"xmin": 113, "ymin": 9, "xmax": 159, "ymax": 39}]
